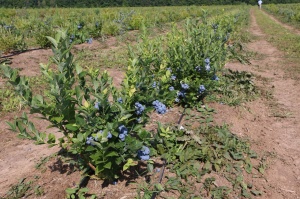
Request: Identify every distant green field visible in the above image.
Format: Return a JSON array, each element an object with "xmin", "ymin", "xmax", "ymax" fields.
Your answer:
[{"xmin": 0, "ymin": 5, "xmax": 237, "ymax": 53}]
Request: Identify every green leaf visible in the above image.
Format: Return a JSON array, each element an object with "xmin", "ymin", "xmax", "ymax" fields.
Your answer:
[
  {"xmin": 51, "ymin": 116, "xmax": 64, "ymax": 123},
  {"xmin": 75, "ymin": 64, "xmax": 83, "ymax": 75},
  {"xmin": 204, "ymin": 161, "xmax": 212, "ymax": 170},
  {"xmin": 85, "ymin": 146, "xmax": 95, "ymax": 152},
  {"xmin": 157, "ymin": 144, "xmax": 166, "ymax": 154},
  {"xmin": 147, "ymin": 162, "xmax": 154, "ymax": 172},
  {"xmin": 6, "ymin": 121, "xmax": 17, "ymax": 132},
  {"xmin": 104, "ymin": 162, "xmax": 112, "ymax": 169},
  {"xmin": 106, "ymin": 151, "xmax": 118, "ymax": 157},
  {"xmin": 46, "ymin": 36, "xmax": 58, "ymax": 48},
  {"xmin": 65, "ymin": 124, "xmax": 78, "ymax": 131},
  {"xmin": 123, "ymin": 158, "xmax": 137, "ymax": 171},
  {"xmin": 118, "ymin": 114, "xmax": 132, "ymax": 122},
  {"xmin": 47, "ymin": 133, "xmax": 56, "ymax": 144},
  {"xmin": 77, "ymin": 133, "xmax": 83, "ymax": 142},
  {"xmin": 65, "ymin": 188, "xmax": 77, "ymax": 195},
  {"xmin": 230, "ymin": 151, "xmax": 244, "ymax": 160},
  {"xmin": 154, "ymin": 183, "xmax": 164, "ymax": 191}
]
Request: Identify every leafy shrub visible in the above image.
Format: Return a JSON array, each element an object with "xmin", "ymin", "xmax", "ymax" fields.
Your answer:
[
  {"xmin": 1, "ymin": 30, "xmax": 154, "ymax": 181},
  {"xmin": 1, "ymin": 10, "xmax": 253, "ymax": 185},
  {"xmin": 35, "ymin": 23, "xmax": 56, "ymax": 48},
  {"xmin": 0, "ymin": 27, "xmax": 27, "ymax": 53}
]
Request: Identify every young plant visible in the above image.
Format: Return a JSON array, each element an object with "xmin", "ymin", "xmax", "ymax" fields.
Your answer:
[{"xmin": 1, "ymin": 30, "xmax": 153, "ymax": 181}]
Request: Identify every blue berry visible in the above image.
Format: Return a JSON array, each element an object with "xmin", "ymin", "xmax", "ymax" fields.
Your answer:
[
  {"xmin": 118, "ymin": 125, "xmax": 128, "ymax": 135},
  {"xmin": 169, "ymin": 86, "xmax": 174, "ymax": 91},
  {"xmin": 117, "ymin": 97, "xmax": 123, "ymax": 103},
  {"xmin": 119, "ymin": 133, "xmax": 126, "ymax": 141},
  {"xmin": 135, "ymin": 102, "xmax": 145, "ymax": 115},
  {"xmin": 139, "ymin": 155, "xmax": 150, "ymax": 161},
  {"xmin": 199, "ymin": 85, "xmax": 206, "ymax": 94},
  {"xmin": 137, "ymin": 146, "xmax": 150, "ymax": 161},
  {"xmin": 205, "ymin": 64, "xmax": 210, "ymax": 71},
  {"xmin": 94, "ymin": 102, "xmax": 100, "ymax": 110},
  {"xmin": 212, "ymin": 75, "xmax": 219, "ymax": 81},
  {"xmin": 86, "ymin": 137, "xmax": 95, "ymax": 145},
  {"xmin": 205, "ymin": 58, "xmax": 210, "ymax": 64},
  {"xmin": 177, "ymin": 91, "xmax": 186, "ymax": 98},
  {"xmin": 181, "ymin": 83, "xmax": 189, "ymax": 90},
  {"xmin": 87, "ymin": 38, "xmax": 93, "ymax": 44},
  {"xmin": 171, "ymin": 75, "xmax": 176, "ymax": 81},
  {"xmin": 152, "ymin": 81, "xmax": 157, "ymax": 88},
  {"xmin": 152, "ymin": 100, "xmax": 167, "ymax": 114},
  {"xmin": 195, "ymin": 66, "xmax": 201, "ymax": 72}
]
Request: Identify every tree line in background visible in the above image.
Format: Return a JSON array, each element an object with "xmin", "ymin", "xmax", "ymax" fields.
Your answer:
[{"xmin": 0, "ymin": 0, "xmax": 299, "ymax": 8}]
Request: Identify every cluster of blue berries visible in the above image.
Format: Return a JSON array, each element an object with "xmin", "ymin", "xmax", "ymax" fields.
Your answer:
[
  {"xmin": 117, "ymin": 97, "xmax": 123, "ymax": 103},
  {"xmin": 181, "ymin": 83, "xmax": 189, "ymax": 90},
  {"xmin": 205, "ymin": 58, "xmax": 211, "ymax": 72},
  {"xmin": 212, "ymin": 75, "xmax": 219, "ymax": 81},
  {"xmin": 86, "ymin": 38, "xmax": 93, "ymax": 44},
  {"xmin": 136, "ymin": 117, "xmax": 142, "ymax": 123},
  {"xmin": 94, "ymin": 102, "xmax": 100, "ymax": 110},
  {"xmin": 212, "ymin": 23, "xmax": 219, "ymax": 30},
  {"xmin": 137, "ymin": 146, "xmax": 150, "ymax": 161},
  {"xmin": 69, "ymin": 34, "xmax": 75, "ymax": 43},
  {"xmin": 195, "ymin": 66, "xmax": 201, "ymax": 72},
  {"xmin": 86, "ymin": 136, "xmax": 95, "ymax": 145},
  {"xmin": 152, "ymin": 100, "xmax": 167, "ymax": 114},
  {"xmin": 199, "ymin": 85, "xmax": 206, "ymax": 94},
  {"xmin": 3, "ymin": 25, "xmax": 13, "ymax": 30},
  {"xmin": 152, "ymin": 81, "xmax": 157, "ymax": 88},
  {"xmin": 177, "ymin": 91, "xmax": 186, "ymax": 98},
  {"xmin": 135, "ymin": 102, "xmax": 145, "ymax": 115},
  {"xmin": 118, "ymin": 125, "xmax": 128, "ymax": 141}
]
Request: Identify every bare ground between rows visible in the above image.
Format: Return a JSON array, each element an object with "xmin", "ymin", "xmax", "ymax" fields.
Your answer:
[{"xmin": 211, "ymin": 9, "xmax": 300, "ymax": 199}]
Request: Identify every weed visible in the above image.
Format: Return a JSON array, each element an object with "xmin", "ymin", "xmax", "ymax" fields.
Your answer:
[
  {"xmin": 4, "ymin": 178, "xmax": 32, "ymax": 199},
  {"xmin": 208, "ymin": 69, "xmax": 259, "ymax": 106}
]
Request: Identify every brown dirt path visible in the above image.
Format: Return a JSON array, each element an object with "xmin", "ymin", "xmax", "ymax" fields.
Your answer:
[{"xmin": 213, "ymin": 9, "xmax": 300, "ymax": 199}]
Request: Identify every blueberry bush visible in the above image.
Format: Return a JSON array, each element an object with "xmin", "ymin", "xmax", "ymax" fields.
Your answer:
[{"xmin": 1, "ymin": 6, "xmax": 260, "ymax": 198}]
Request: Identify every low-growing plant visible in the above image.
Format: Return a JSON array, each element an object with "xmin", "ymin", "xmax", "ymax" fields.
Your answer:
[
  {"xmin": 35, "ymin": 22, "xmax": 56, "ymax": 48},
  {"xmin": 0, "ymin": 27, "xmax": 27, "ymax": 53},
  {"xmin": 66, "ymin": 186, "xmax": 96, "ymax": 199},
  {"xmin": 1, "ymin": 30, "xmax": 155, "ymax": 181},
  {"xmin": 1, "ymin": 9, "xmax": 260, "ymax": 198},
  {"xmin": 208, "ymin": 69, "xmax": 258, "ymax": 105}
]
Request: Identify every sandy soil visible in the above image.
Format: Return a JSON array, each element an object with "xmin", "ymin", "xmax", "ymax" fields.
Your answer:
[
  {"xmin": 0, "ymin": 8, "xmax": 300, "ymax": 199},
  {"xmin": 213, "ymin": 9, "xmax": 300, "ymax": 199}
]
